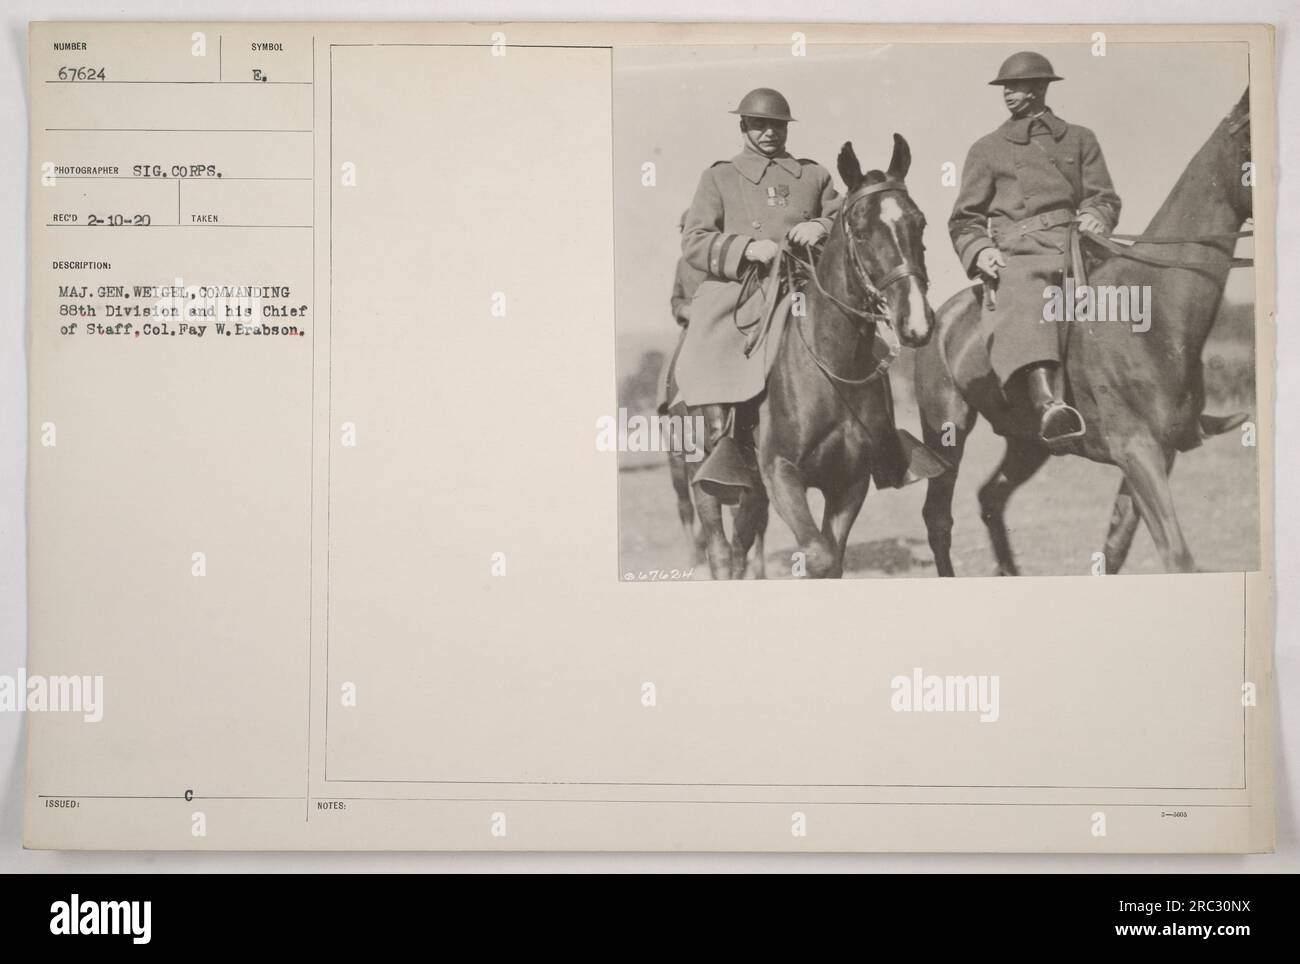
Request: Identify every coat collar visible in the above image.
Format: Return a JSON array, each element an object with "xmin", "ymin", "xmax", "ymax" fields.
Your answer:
[
  {"xmin": 731, "ymin": 145, "xmax": 802, "ymax": 183},
  {"xmin": 999, "ymin": 108, "xmax": 1069, "ymax": 144}
]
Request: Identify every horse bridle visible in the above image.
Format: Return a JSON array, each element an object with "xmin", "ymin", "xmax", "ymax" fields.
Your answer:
[
  {"xmin": 837, "ymin": 178, "xmax": 928, "ymax": 320},
  {"xmin": 784, "ymin": 178, "xmax": 925, "ymax": 387}
]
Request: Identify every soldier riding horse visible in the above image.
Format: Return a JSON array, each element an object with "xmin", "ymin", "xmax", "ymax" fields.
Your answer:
[
  {"xmin": 917, "ymin": 74, "xmax": 1254, "ymax": 576},
  {"xmin": 669, "ymin": 87, "xmax": 944, "ymax": 579},
  {"xmin": 759, "ymin": 136, "xmax": 945, "ymax": 578}
]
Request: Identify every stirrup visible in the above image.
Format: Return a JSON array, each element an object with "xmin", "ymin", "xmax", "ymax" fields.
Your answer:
[
  {"xmin": 1198, "ymin": 411, "xmax": 1249, "ymax": 439},
  {"xmin": 693, "ymin": 435, "xmax": 755, "ymax": 505},
  {"xmin": 893, "ymin": 430, "xmax": 951, "ymax": 487},
  {"xmin": 1037, "ymin": 400, "xmax": 1086, "ymax": 443}
]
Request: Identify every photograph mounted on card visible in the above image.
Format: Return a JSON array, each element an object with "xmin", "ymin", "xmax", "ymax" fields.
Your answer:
[
  {"xmin": 614, "ymin": 41, "xmax": 1258, "ymax": 582},
  {"xmin": 24, "ymin": 22, "xmax": 1274, "ymax": 853}
]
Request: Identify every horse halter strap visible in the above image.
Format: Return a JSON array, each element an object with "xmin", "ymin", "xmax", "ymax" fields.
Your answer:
[
  {"xmin": 840, "ymin": 179, "xmax": 928, "ymax": 308},
  {"xmin": 786, "ymin": 179, "xmax": 918, "ymax": 389}
]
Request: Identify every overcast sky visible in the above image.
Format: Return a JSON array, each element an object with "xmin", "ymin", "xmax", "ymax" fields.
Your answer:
[{"xmin": 613, "ymin": 41, "xmax": 1251, "ymax": 338}]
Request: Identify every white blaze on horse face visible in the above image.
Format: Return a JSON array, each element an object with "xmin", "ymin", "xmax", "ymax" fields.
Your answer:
[
  {"xmin": 878, "ymin": 196, "xmax": 905, "ymax": 227},
  {"xmin": 877, "ymin": 196, "xmax": 930, "ymax": 342}
]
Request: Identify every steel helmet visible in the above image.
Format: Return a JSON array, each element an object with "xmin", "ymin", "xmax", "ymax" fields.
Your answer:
[
  {"xmin": 729, "ymin": 88, "xmax": 796, "ymax": 122},
  {"xmin": 988, "ymin": 51, "xmax": 1063, "ymax": 85}
]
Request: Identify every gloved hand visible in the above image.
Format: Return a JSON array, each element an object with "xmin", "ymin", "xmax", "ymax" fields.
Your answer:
[
  {"xmin": 1075, "ymin": 212, "xmax": 1106, "ymax": 235},
  {"xmin": 743, "ymin": 239, "xmax": 779, "ymax": 266},
  {"xmin": 976, "ymin": 246, "xmax": 1007, "ymax": 280},
  {"xmin": 787, "ymin": 221, "xmax": 828, "ymax": 247}
]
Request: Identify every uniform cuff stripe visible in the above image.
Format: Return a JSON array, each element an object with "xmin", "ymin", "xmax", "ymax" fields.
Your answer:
[{"xmin": 718, "ymin": 235, "xmax": 738, "ymax": 278}]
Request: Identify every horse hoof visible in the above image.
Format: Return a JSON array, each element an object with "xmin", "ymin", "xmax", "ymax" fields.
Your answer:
[{"xmin": 801, "ymin": 542, "xmax": 838, "ymax": 579}]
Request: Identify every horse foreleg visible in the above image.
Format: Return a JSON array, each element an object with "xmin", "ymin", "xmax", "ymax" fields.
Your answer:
[
  {"xmin": 669, "ymin": 451, "xmax": 705, "ymax": 565},
  {"xmin": 916, "ymin": 336, "xmax": 977, "ymax": 577},
  {"xmin": 1102, "ymin": 479, "xmax": 1140, "ymax": 574},
  {"xmin": 920, "ymin": 415, "xmax": 974, "ymax": 578},
  {"xmin": 765, "ymin": 455, "xmax": 836, "ymax": 578},
  {"xmin": 729, "ymin": 489, "xmax": 769, "ymax": 580},
  {"xmin": 1118, "ymin": 443, "xmax": 1195, "ymax": 573},
  {"xmin": 749, "ymin": 522, "xmax": 767, "ymax": 579},
  {"xmin": 740, "ymin": 499, "xmax": 769, "ymax": 579},
  {"xmin": 820, "ymin": 477, "xmax": 871, "ymax": 579},
  {"xmin": 693, "ymin": 488, "xmax": 733, "ymax": 580},
  {"xmin": 978, "ymin": 438, "xmax": 1048, "ymax": 576}
]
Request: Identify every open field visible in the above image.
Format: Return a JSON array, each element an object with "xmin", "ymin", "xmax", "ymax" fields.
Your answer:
[{"xmin": 617, "ymin": 392, "xmax": 1260, "ymax": 580}]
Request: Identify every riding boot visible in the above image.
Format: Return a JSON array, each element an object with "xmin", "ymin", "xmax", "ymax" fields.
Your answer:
[
  {"xmin": 1024, "ymin": 363, "xmax": 1086, "ymax": 443},
  {"xmin": 692, "ymin": 404, "xmax": 754, "ymax": 506}
]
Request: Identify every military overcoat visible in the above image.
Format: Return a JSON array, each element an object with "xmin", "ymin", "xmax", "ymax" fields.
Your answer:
[
  {"xmin": 675, "ymin": 145, "xmax": 838, "ymax": 406},
  {"xmin": 948, "ymin": 109, "xmax": 1121, "ymax": 384}
]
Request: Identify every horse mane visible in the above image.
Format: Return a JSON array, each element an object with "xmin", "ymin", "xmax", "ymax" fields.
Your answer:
[
  {"xmin": 1142, "ymin": 88, "xmax": 1250, "ymax": 238},
  {"xmin": 1226, "ymin": 88, "xmax": 1250, "ymax": 130}
]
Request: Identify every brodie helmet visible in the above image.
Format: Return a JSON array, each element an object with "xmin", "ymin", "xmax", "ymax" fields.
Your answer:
[
  {"xmin": 729, "ymin": 88, "xmax": 796, "ymax": 122},
  {"xmin": 988, "ymin": 51, "xmax": 1063, "ymax": 85}
]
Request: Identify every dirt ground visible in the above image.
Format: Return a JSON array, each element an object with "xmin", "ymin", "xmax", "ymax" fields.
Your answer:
[{"xmin": 617, "ymin": 394, "xmax": 1261, "ymax": 580}]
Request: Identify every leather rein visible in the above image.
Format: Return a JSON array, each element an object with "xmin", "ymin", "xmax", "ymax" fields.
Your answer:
[
  {"xmin": 1074, "ymin": 115, "xmax": 1253, "ymax": 274},
  {"xmin": 746, "ymin": 178, "xmax": 924, "ymax": 387},
  {"xmin": 1076, "ymin": 226, "xmax": 1254, "ymax": 272}
]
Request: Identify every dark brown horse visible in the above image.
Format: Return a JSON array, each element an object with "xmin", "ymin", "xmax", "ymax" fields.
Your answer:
[
  {"xmin": 915, "ymin": 91, "xmax": 1253, "ymax": 576},
  {"xmin": 758, "ymin": 134, "xmax": 936, "ymax": 578}
]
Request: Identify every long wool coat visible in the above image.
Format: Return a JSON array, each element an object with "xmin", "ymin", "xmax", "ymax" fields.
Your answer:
[
  {"xmin": 948, "ymin": 109, "xmax": 1121, "ymax": 384},
  {"xmin": 675, "ymin": 145, "xmax": 838, "ymax": 406}
]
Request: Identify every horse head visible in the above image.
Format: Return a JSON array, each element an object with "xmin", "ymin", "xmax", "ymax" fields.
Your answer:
[
  {"xmin": 835, "ymin": 134, "xmax": 934, "ymax": 347},
  {"xmin": 1221, "ymin": 88, "xmax": 1253, "ymax": 223}
]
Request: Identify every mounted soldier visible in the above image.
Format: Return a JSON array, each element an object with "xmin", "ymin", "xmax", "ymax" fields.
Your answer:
[
  {"xmin": 679, "ymin": 87, "xmax": 935, "ymax": 500},
  {"xmin": 948, "ymin": 52, "xmax": 1121, "ymax": 443}
]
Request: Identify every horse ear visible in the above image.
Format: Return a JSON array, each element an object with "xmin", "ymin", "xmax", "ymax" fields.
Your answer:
[
  {"xmin": 837, "ymin": 141, "xmax": 863, "ymax": 192},
  {"xmin": 886, "ymin": 133, "xmax": 911, "ymax": 181}
]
